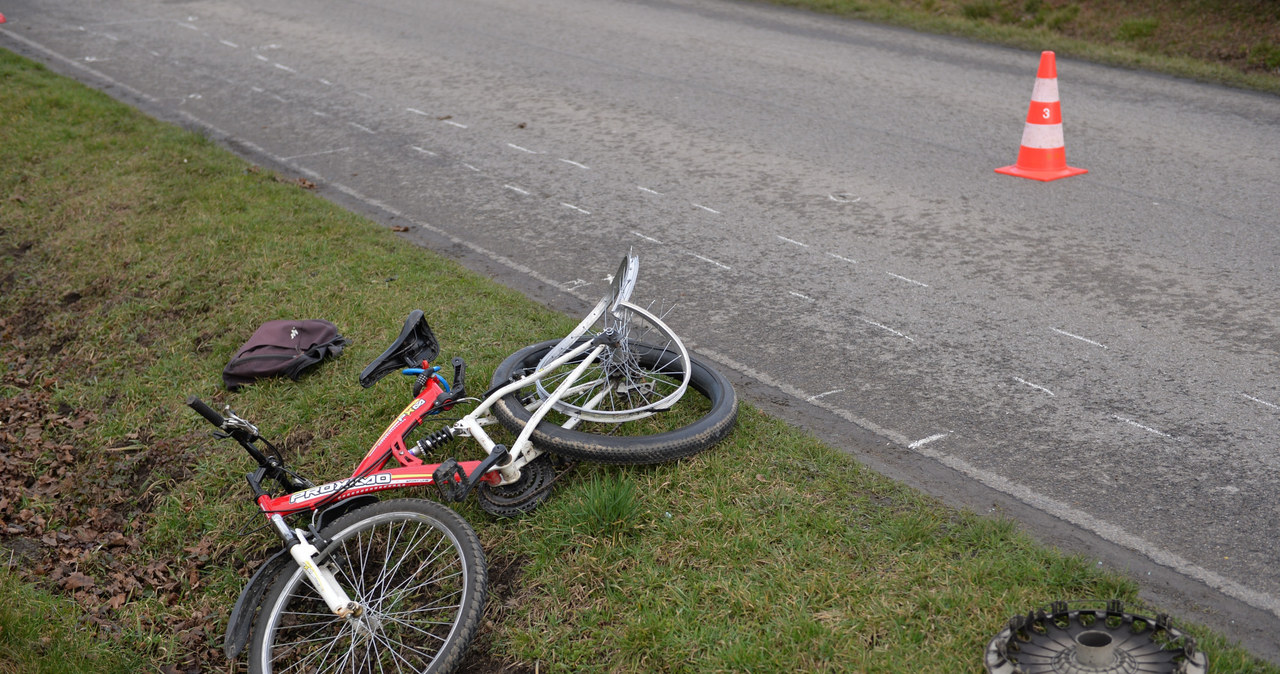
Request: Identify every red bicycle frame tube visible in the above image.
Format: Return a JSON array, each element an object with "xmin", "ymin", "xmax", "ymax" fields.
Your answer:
[{"xmin": 256, "ymin": 369, "xmax": 499, "ymax": 517}]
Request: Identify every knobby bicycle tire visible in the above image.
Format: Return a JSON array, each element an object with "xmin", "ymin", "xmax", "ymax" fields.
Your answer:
[
  {"xmin": 490, "ymin": 339, "xmax": 738, "ymax": 464},
  {"xmin": 248, "ymin": 498, "xmax": 487, "ymax": 674}
]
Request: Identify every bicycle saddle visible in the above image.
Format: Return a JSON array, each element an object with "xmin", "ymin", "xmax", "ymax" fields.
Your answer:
[{"xmin": 359, "ymin": 310, "xmax": 441, "ymax": 388}]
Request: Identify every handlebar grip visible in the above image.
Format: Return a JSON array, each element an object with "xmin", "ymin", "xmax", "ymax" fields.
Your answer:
[{"xmin": 186, "ymin": 396, "xmax": 226, "ymax": 428}]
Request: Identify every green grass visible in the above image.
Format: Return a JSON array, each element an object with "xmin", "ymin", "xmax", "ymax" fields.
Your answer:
[
  {"xmin": 0, "ymin": 47, "xmax": 1276, "ymax": 673},
  {"xmin": 755, "ymin": 0, "xmax": 1280, "ymax": 94}
]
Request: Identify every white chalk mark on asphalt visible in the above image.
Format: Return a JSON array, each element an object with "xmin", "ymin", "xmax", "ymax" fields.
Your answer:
[
  {"xmin": 443, "ymin": 120, "xmax": 468, "ymax": 129},
  {"xmin": 274, "ymin": 63, "xmax": 296, "ymax": 73},
  {"xmin": 406, "ymin": 107, "xmax": 430, "ymax": 117},
  {"xmin": 559, "ymin": 158, "xmax": 590, "ymax": 169},
  {"xmin": 691, "ymin": 253, "xmax": 730, "ymax": 270},
  {"xmin": 637, "ymin": 186, "xmax": 663, "ymax": 196},
  {"xmin": 693, "ymin": 203, "xmax": 721, "ymax": 214},
  {"xmin": 808, "ymin": 389, "xmax": 845, "ymax": 401},
  {"xmin": 909, "ymin": 433, "xmax": 949, "ymax": 450},
  {"xmin": 561, "ymin": 202, "xmax": 590, "ymax": 215},
  {"xmin": 777, "ymin": 235, "xmax": 808, "ymax": 247},
  {"xmin": 178, "ymin": 22, "xmax": 200, "ymax": 31},
  {"xmin": 1241, "ymin": 393, "xmax": 1279, "ymax": 410},
  {"xmin": 632, "ymin": 231, "xmax": 664, "ymax": 244},
  {"xmin": 860, "ymin": 318, "xmax": 914, "ymax": 342},
  {"xmin": 319, "ymin": 78, "xmax": 333, "ymax": 86},
  {"xmin": 410, "ymin": 146, "xmax": 436, "ymax": 156},
  {"xmin": 312, "ymin": 110, "xmax": 329, "ymax": 117},
  {"xmin": 348, "ymin": 122, "xmax": 375, "ymax": 134},
  {"xmin": 828, "ymin": 252, "xmax": 857, "ymax": 264},
  {"xmin": 1052, "ymin": 327, "xmax": 1107, "ymax": 349},
  {"xmin": 887, "ymin": 272, "xmax": 929, "ymax": 287},
  {"xmin": 790, "ymin": 291, "xmax": 815, "ymax": 302},
  {"xmin": 1114, "ymin": 415, "xmax": 1172, "ymax": 438},
  {"xmin": 1013, "ymin": 377, "xmax": 1056, "ymax": 396},
  {"xmin": 462, "ymin": 163, "xmax": 480, "ymax": 172},
  {"xmin": 219, "ymin": 40, "xmax": 238, "ymax": 48},
  {"xmin": 254, "ymin": 54, "xmax": 269, "ymax": 62},
  {"xmin": 503, "ymin": 184, "xmax": 530, "ymax": 195},
  {"xmin": 507, "ymin": 143, "xmax": 538, "ymax": 154}
]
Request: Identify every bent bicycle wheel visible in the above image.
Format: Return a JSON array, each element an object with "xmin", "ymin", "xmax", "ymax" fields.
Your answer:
[
  {"xmin": 249, "ymin": 499, "xmax": 487, "ymax": 674},
  {"xmin": 490, "ymin": 339, "xmax": 738, "ymax": 464}
]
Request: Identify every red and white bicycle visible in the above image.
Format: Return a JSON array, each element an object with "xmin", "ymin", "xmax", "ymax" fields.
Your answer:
[{"xmin": 188, "ymin": 253, "xmax": 738, "ymax": 673}]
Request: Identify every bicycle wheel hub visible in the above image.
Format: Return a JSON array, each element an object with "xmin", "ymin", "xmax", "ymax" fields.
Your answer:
[{"xmin": 984, "ymin": 600, "xmax": 1208, "ymax": 674}]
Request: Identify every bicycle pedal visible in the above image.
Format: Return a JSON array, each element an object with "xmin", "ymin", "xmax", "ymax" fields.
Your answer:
[{"xmin": 432, "ymin": 459, "xmax": 468, "ymax": 502}]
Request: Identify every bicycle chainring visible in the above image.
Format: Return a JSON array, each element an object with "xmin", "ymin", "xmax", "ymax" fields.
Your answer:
[{"xmin": 476, "ymin": 454, "xmax": 560, "ymax": 518}]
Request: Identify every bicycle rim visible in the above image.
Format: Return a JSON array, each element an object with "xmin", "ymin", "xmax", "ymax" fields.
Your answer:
[{"xmin": 250, "ymin": 499, "xmax": 486, "ymax": 674}]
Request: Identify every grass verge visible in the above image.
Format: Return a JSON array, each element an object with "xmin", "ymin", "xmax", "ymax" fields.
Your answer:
[
  {"xmin": 755, "ymin": 0, "xmax": 1280, "ymax": 94},
  {"xmin": 1, "ymin": 48, "xmax": 1276, "ymax": 673}
]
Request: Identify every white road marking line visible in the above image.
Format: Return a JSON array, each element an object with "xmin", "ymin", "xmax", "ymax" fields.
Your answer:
[
  {"xmin": 559, "ymin": 158, "xmax": 590, "ymax": 169},
  {"xmin": 789, "ymin": 291, "xmax": 815, "ymax": 302},
  {"xmin": 828, "ymin": 252, "xmax": 857, "ymax": 264},
  {"xmin": 638, "ymin": 186, "xmax": 663, "ymax": 195},
  {"xmin": 1241, "ymin": 393, "xmax": 1279, "ymax": 410},
  {"xmin": 909, "ymin": 433, "xmax": 949, "ymax": 449},
  {"xmin": 691, "ymin": 253, "xmax": 730, "ymax": 270},
  {"xmin": 273, "ymin": 63, "xmax": 296, "ymax": 73},
  {"xmin": 406, "ymin": 107, "xmax": 430, "ymax": 117},
  {"xmin": 777, "ymin": 235, "xmax": 808, "ymax": 247},
  {"xmin": 1052, "ymin": 327, "xmax": 1107, "ymax": 349},
  {"xmin": 507, "ymin": 142, "xmax": 538, "ymax": 154},
  {"xmin": 410, "ymin": 146, "xmax": 437, "ymax": 156},
  {"xmin": 561, "ymin": 202, "xmax": 590, "ymax": 215},
  {"xmin": 887, "ymin": 272, "xmax": 929, "ymax": 287},
  {"xmin": 504, "ymin": 184, "xmax": 530, "ymax": 195},
  {"xmin": 693, "ymin": 203, "xmax": 721, "ymax": 214},
  {"xmin": 443, "ymin": 120, "xmax": 468, "ymax": 129},
  {"xmin": 1013, "ymin": 377, "xmax": 1055, "ymax": 396},
  {"xmin": 808, "ymin": 389, "xmax": 845, "ymax": 401},
  {"xmin": 632, "ymin": 231, "xmax": 663, "ymax": 244},
  {"xmin": 348, "ymin": 122, "xmax": 375, "ymax": 134},
  {"xmin": 860, "ymin": 318, "xmax": 914, "ymax": 342},
  {"xmin": 280, "ymin": 147, "xmax": 349, "ymax": 161},
  {"xmin": 1114, "ymin": 415, "xmax": 1172, "ymax": 438}
]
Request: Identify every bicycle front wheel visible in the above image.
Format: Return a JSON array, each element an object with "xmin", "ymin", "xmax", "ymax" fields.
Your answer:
[
  {"xmin": 249, "ymin": 499, "xmax": 487, "ymax": 674},
  {"xmin": 490, "ymin": 340, "xmax": 738, "ymax": 464}
]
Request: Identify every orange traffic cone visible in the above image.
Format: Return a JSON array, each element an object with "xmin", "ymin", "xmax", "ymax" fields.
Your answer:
[{"xmin": 996, "ymin": 51, "xmax": 1086, "ymax": 182}]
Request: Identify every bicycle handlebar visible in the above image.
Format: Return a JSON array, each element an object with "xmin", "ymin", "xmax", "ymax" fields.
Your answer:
[{"xmin": 187, "ymin": 396, "xmax": 226, "ymax": 428}]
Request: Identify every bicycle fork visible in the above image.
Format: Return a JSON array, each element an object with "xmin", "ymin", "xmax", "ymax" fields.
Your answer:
[{"xmin": 269, "ymin": 513, "xmax": 359, "ymax": 617}]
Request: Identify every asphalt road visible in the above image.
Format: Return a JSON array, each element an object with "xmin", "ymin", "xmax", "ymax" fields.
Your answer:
[{"xmin": 4, "ymin": 0, "xmax": 1279, "ymax": 662}]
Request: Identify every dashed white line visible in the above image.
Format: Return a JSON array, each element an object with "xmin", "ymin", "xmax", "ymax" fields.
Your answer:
[
  {"xmin": 860, "ymin": 318, "xmax": 914, "ymax": 342},
  {"xmin": 504, "ymin": 184, "xmax": 530, "ymax": 196},
  {"xmin": 1114, "ymin": 415, "xmax": 1171, "ymax": 438},
  {"xmin": 887, "ymin": 272, "xmax": 929, "ymax": 288},
  {"xmin": 559, "ymin": 158, "xmax": 590, "ymax": 169},
  {"xmin": 1052, "ymin": 327, "xmax": 1107, "ymax": 349},
  {"xmin": 443, "ymin": 120, "xmax": 468, "ymax": 129},
  {"xmin": 808, "ymin": 389, "xmax": 845, "ymax": 401},
  {"xmin": 828, "ymin": 252, "xmax": 857, "ymax": 264},
  {"xmin": 410, "ymin": 146, "xmax": 437, "ymax": 156},
  {"xmin": 777, "ymin": 235, "xmax": 808, "ymax": 247},
  {"xmin": 561, "ymin": 202, "xmax": 590, "ymax": 215},
  {"xmin": 789, "ymin": 291, "xmax": 815, "ymax": 302},
  {"xmin": 909, "ymin": 433, "xmax": 949, "ymax": 450},
  {"xmin": 280, "ymin": 147, "xmax": 349, "ymax": 161},
  {"xmin": 507, "ymin": 143, "xmax": 538, "ymax": 154},
  {"xmin": 638, "ymin": 186, "xmax": 663, "ymax": 196},
  {"xmin": 1241, "ymin": 393, "xmax": 1279, "ymax": 410},
  {"xmin": 348, "ymin": 122, "xmax": 375, "ymax": 134},
  {"xmin": 632, "ymin": 231, "xmax": 663, "ymax": 244},
  {"xmin": 693, "ymin": 203, "xmax": 721, "ymax": 214},
  {"xmin": 691, "ymin": 253, "xmax": 730, "ymax": 270},
  {"xmin": 1013, "ymin": 377, "xmax": 1056, "ymax": 396}
]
